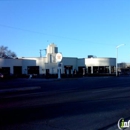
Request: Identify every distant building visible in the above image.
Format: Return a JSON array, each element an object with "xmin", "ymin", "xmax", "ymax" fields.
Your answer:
[
  {"xmin": 0, "ymin": 43, "xmax": 116, "ymax": 77},
  {"xmin": 118, "ymin": 63, "xmax": 130, "ymax": 75},
  {"xmin": 85, "ymin": 57, "xmax": 116, "ymax": 74}
]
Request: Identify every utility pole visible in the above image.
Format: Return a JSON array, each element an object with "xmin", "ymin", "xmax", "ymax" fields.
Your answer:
[
  {"xmin": 116, "ymin": 44, "xmax": 125, "ymax": 76},
  {"xmin": 40, "ymin": 49, "xmax": 42, "ymax": 57}
]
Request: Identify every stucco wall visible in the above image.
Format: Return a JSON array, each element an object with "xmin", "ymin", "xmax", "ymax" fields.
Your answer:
[
  {"xmin": 22, "ymin": 60, "xmax": 36, "ymax": 74},
  {"xmin": 85, "ymin": 58, "xmax": 116, "ymax": 66},
  {"xmin": 77, "ymin": 58, "xmax": 85, "ymax": 66},
  {"xmin": 62, "ymin": 57, "xmax": 78, "ymax": 70},
  {"xmin": 0, "ymin": 59, "xmax": 22, "ymax": 73},
  {"xmin": 22, "ymin": 57, "xmax": 47, "ymax": 74},
  {"xmin": 45, "ymin": 63, "xmax": 58, "ymax": 74},
  {"xmin": 0, "ymin": 58, "xmax": 36, "ymax": 74}
]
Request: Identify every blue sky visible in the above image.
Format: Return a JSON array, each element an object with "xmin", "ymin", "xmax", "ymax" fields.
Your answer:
[{"xmin": 0, "ymin": 0, "xmax": 130, "ymax": 62}]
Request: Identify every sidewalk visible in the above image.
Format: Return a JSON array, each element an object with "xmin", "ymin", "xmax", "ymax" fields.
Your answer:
[{"xmin": 14, "ymin": 77, "xmax": 79, "ymax": 82}]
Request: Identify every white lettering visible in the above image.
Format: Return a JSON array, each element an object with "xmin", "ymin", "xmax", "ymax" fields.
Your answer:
[{"xmin": 124, "ymin": 122, "xmax": 129, "ymax": 127}]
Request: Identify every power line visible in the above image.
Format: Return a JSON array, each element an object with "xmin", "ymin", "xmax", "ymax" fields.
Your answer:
[{"xmin": 0, "ymin": 24, "xmax": 116, "ymax": 46}]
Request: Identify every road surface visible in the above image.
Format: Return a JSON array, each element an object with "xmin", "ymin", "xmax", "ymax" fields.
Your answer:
[{"xmin": 0, "ymin": 77, "xmax": 130, "ymax": 130}]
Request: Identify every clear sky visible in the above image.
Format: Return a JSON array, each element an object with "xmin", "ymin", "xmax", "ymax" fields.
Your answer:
[{"xmin": 0, "ymin": 0, "xmax": 130, "ymax": 63}]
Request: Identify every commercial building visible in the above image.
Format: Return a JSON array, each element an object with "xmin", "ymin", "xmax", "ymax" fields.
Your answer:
[
  {"xmin": 0, "ymin": 43, "xmax": 116, "ymax": 77},
  {"xmin": 118, "ymin": 63, "xmax": 130, "ymax": 75}
]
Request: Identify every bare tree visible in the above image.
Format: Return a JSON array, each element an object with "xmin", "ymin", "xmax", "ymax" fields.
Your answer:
[{"xmin": 0, "ymin": 46, "xmax": 17, "ymax": 58}]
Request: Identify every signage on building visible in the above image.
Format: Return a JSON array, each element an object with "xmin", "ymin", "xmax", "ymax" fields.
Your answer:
[{"xmin": 56, "ymin": 53, "xmax": 63, "ymax": 62}]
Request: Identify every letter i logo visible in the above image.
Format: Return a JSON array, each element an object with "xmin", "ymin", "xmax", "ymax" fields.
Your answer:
[
  {"xmin": 121, "ymin": 119, "xmax": 124, "ymax": 128},
  {"xmin": 118, "ymin": 118, "xmax": 124, "ymax": 130}
]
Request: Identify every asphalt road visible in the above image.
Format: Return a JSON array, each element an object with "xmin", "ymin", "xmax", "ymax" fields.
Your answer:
[{"xmin": 0, "ymin": 76, "xmax": 130, "ymax": 130}]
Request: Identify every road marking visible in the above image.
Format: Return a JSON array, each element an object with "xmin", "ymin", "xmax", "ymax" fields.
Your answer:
[{"xmin": 0, "ymin": 86, "xmax": 41, "ymax": 93}]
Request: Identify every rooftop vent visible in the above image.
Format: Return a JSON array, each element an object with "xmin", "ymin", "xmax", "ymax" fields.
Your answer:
[{"xmin": 88, "ymin": 55, "xmax": 97, "ymax": 58}]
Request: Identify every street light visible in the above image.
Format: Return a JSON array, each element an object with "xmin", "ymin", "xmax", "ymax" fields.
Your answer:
[{"xmin": 116, "ymin": 44, "xmax": 125, "ymax": 76}]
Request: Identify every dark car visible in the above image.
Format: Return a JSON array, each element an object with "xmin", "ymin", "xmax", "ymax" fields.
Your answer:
[
  {"xmin": 0, "ymin": 73, "xmax": 4, "ymax": 79},
  {"xmin": 0, "ymin": 73, "xmax": 15, "ymax": 80}
]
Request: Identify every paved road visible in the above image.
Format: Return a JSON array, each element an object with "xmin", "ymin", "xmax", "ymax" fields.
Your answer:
[{"xmin": 0, "ymin": 77, "xmax": 130, "ymax": 130}]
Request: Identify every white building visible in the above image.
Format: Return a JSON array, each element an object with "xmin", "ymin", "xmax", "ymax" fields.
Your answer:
[{"xmin": 0, "ymin": 43, "xmax": 116, "ymax": 77}]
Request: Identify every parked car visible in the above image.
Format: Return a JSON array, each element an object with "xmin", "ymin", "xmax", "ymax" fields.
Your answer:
[
  {"xmin": 0, "ymin": 73, "xmax": 4, "ymax": 79},
  {"xmin": 0, "ymin": 73, "xmax": 15, "ymax": 80}
]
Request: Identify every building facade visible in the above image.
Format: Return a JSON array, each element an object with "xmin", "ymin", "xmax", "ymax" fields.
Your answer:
[{"xmin": 0, "ymin": 43, "xmax": 116, "ymax": 77}]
